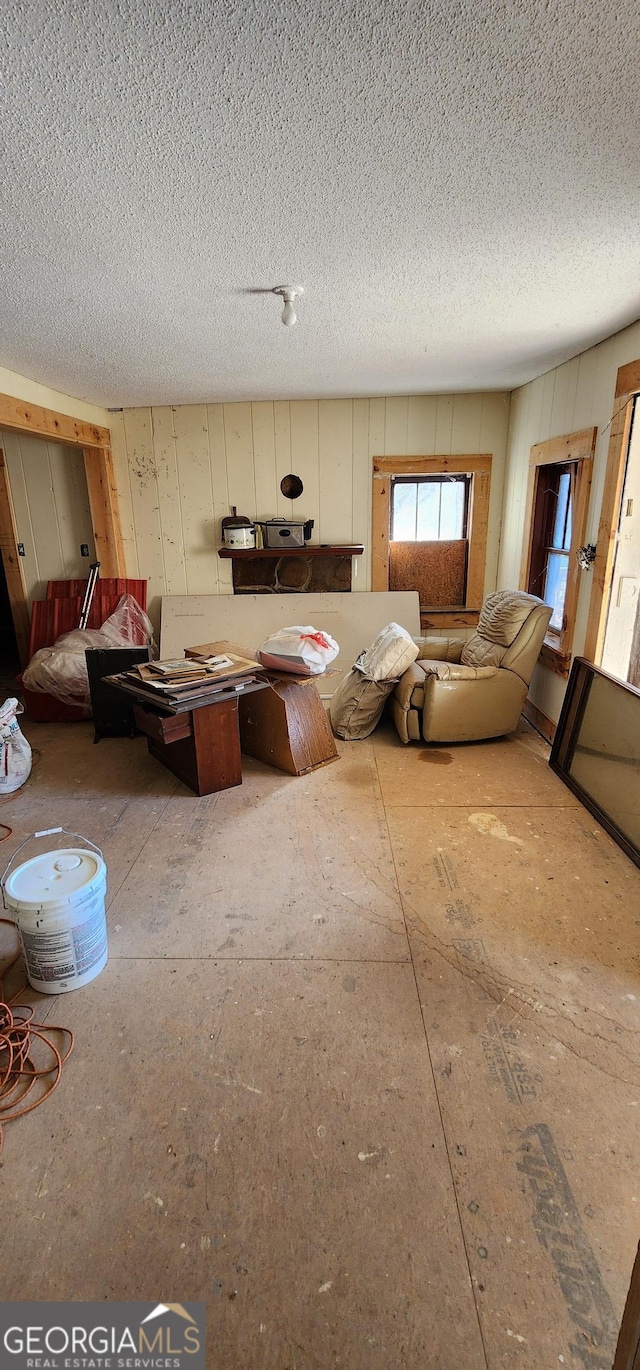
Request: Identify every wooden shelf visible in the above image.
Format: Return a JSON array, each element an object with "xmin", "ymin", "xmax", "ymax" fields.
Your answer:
[{"xmin": 218, "ymin": 544, "xmax": 364, "ymax": 559}]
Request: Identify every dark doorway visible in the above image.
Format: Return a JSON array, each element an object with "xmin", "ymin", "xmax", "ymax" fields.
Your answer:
[{"xmin": 0, "ymin": 552, "xmax": 21, "ymax": 695}]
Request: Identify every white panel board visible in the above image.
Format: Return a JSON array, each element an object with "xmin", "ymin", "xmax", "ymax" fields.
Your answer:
[{"xmin": 160, "ymin": 591, "xmax": 421, "ymax": 696}]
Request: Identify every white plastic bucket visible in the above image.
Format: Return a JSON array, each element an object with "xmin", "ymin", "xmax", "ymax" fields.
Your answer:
[{"xmin": 1, "ymin": 827, "xmax": 108, "ymax": 993}]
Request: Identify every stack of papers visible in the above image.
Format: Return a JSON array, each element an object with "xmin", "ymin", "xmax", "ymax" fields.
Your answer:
[{"xmin": 104, "ymin": 651, "xmax": 266, "ymax": 713}]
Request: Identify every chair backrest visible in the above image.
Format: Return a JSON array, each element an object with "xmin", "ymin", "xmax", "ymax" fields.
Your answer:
[
  {"xmin": 501, "ymin": 599, "xmax": 553, "ymax": 683},
  {"xmin": 461, "ymin": 591, "xmax": 552, "ymax": 684}
]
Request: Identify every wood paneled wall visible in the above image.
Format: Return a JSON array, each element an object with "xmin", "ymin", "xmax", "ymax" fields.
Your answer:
[
  {"xmin": 498, "ymin": 317, "xmax": 640, "ymax": 724},
  {"xmin": 110, "ymin": 393, "xmax": 510, "ymax": 628},
  {"xmin": 2, "ymin": 430, "xmax": 96, "ymax": 606}
]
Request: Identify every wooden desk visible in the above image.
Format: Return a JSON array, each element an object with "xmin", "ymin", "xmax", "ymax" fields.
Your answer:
[
  {"xmin": 106, "ymin": 666, "xmax": 268, "ymax": 797},
  {"xmin": 133, "ymin": 695, "xmax": 246, "ymax": 796}
]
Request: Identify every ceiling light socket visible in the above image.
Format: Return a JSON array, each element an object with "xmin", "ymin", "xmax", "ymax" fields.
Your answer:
[{"xmin": 272, "ymin": 285, "xmax": 304, "ymax": 326}]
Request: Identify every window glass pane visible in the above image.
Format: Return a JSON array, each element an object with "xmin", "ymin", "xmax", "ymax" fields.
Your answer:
[
  {"xmin": 392, "ymin": 483, "xmax": 417, "ymax": 539},
  {"xmin": 439, "ymin": 480, "xmax": 465, "ymax": 540},
  {"xmin": 544, "ymin": 551, "xmax": 569, "ymax": 630},
  {"xmin": 393, "ymin": 476, "xmax": 467, "ymax": 541},
  {"xmin": 564, "ymin": 486, "xmax": 572, "ymax": 550},
  {"xmin": 551, "ymin": 471, "xmax": 571, "ymax": 550},
  {"xmin": 416, "ymin": 482, "xmax": 441, "ymax": 539}
]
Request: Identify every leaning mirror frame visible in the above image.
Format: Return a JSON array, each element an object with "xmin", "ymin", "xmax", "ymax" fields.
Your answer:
[{"xmin": 550, "ymin": 656, "xmax": 640, "ymax": 870}]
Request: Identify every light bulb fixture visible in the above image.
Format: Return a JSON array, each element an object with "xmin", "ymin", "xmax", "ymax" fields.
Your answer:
[{"xmin": 272, "ymin": 285, "xmax": 304, "ymax": 327}]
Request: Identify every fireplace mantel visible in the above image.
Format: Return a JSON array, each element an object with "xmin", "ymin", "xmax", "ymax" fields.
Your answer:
[
  {"xmin": 218, "ymin": 544, "xmax": 365, "ymax": 593},
  {"xmin": 218, "ymin": 544, "xmax": 364, "ymax": 559}
]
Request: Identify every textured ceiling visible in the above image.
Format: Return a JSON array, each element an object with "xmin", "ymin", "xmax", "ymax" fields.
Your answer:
[{"xmin": 1, "ymin": 0, "xmax": 640, "ymax": 406}]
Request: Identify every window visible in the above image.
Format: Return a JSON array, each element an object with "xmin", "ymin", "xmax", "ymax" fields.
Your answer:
[
  {"xmin": 372, "ymin": 455, "xmax": 492, "ymax": 628},
  {"xmin": 521, "ymin": 428, "xmax": 596, "ymax": 675},
  {"xmin": 390, "ymin": 475, "xmax": 470, "ymax": 542},
  {"xmin": 527, "ymin": 463, "xmax": 573, "ymax": 630}
]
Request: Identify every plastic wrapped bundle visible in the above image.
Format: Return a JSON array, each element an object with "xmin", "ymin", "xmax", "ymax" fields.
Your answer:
[{"xmin": 22, "ymin": 594, "xmax": 155, "ymax": 715}]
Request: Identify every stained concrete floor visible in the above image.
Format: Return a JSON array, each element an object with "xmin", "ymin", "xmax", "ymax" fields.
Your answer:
[{"xmin": 1, "ymin": 715, "xmax": 639, "ymax": 1370}]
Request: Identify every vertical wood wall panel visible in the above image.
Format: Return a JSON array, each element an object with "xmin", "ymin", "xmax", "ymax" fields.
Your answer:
[
  {"xmin": 368, "ymin": 398, "xmax": 386, "ymax": 458},
  {"xmin": 352, "ymin": 399, "xmax": 371, "ymax": 590},
  {"xmin": 319, "ymin": 399, "xmax": 353, "ymax": 544},
  {"xmin": 290, "ymin": 401, "xmax": 320, "ymax": 537},
  {"xmin": 123, "ymin": 407, "xmax": 165, "ymax": 623},
  {"xmin": 46, "ymin": 443, "xmax": 76, "ymax": 574},
  {"xmin": 476, "ymin": 394, "xmax": 510, "ymax": 594},
  {"xmin": 583, "ymin": 337, "xmax": 618, "ymax": 544},
  {"xmin": 451, "ymin": 393, "xmax": 483, "ymax": 452},
  {"xmin": 152, "ymin": 407, "xmax": 187, "ymax": 596},
  {"xmin": 224, "ymin": 402, "xmax": 256, "ymax": 522},
  {"xmin": 273, "ymin": 402, "xmax": 293, "ymax": 521},
  {"xmin": 174, "ymin": 405, "xmax": 215, "ymax": 597},
  {"xmin": 108, "ymin": 411, "xmax": 139, "ymax": 577},
  {"xmin": 435, "ymin": 395, "xmax": 454, "ymax": 452},
  {"xmin": 406, "ymin": 396, "xmax": 438, "ymax": 455},
  {"xmin": 207, "ymin": 404, "xmax": 231, "ymax": 594},
  {"xmin": 59, "ymin": 445, "xmax": 94, "ymax": 572},
  {"xmin": 572, "ymin": 347, "xmax": 600, "ymax": 433},
  {"xmin": 251, "ymin": 402, "xmax": 277, "ymax": 524},
  {"xmin": 384, "ymin": 397, "xmax": 408, "ymax": 455},
  {"xmin": 539, "ymin": 370, "xmax": 556, "ymax": 437},
  {"xmin": 22, "ymin": 437, "xmax": 65, "ymax": 581}
]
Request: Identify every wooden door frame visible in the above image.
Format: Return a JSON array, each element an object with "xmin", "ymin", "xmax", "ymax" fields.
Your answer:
[
  {"xmin": 0, "ymin": 391, "xmax": 124, "ymax": 667},
  {"xmin": 372, "ymin": 454, "xmax": 492, "ymax": 628},
  {"xmin": 584, "ymin": 361, "xmax": 640, "ymax": 663}
]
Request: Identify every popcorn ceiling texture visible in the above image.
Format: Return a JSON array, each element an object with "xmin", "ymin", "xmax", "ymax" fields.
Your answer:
[{"xmin": 1, "ymin": 0, "xmax": 639, "ymax": 406}]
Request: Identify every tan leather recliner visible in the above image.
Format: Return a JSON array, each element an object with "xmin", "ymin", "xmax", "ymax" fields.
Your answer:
[{"xmin": 391, "ymin": 590, "xmax": 552, "ymax": 744}]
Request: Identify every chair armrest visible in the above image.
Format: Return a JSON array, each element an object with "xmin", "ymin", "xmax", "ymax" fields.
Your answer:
[
  {"xmin": 414, "ymin": 637, "xmax": 465, "ymax": 663},
  {"xmin": 419, "ymin": 661, "xmax": 499, "ymax": 681},
  {"xmin": 394, "ymin": 661, "xmax": 425, "ymax": 711}
]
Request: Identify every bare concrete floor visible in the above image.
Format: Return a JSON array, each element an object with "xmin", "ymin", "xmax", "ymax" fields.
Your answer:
[{"xmin": 1, "ymin": 715, "xmax": 640, "ymax": 1369}]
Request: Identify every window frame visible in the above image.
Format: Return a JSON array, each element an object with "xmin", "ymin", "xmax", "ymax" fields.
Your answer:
[
  {"xmin": 519, "ymin": 427, "xmax": 596, "ymax": 677},
  {"xmin": 372, "ymin": 454, "xmax": 492, "ymax": 629}
]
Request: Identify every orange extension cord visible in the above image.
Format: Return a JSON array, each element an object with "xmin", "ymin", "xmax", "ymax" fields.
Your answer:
[
  {"xmin": 0, "ymin": 745, "xmax": 73, "ymax": 1153},
  {"xmin": 0, "ymin": 919, "xmax": 74, "ymax": 1155}
]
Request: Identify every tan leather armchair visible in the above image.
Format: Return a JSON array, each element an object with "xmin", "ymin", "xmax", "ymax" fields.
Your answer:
[{"xmin": 391, "ymin": 590, "xmax": 552, "ymax": 744}]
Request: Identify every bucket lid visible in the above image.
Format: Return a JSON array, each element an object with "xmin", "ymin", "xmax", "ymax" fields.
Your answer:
[{"xmin": 4, "ymin": 848, "xmax": 105, "ymax": 906}]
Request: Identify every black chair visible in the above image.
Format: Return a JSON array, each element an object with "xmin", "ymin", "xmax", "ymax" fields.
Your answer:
[{"xmin": 85, "ymin": 647, "xmax": 151, "ymax": 742}]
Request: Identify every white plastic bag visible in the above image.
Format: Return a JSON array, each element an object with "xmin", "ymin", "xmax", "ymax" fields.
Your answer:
[
  {"xmin": 22, "ymin": 594, "xmax": 155, "ymax": 713},
  {"xmin": 257, "ymin": 625, "xmax": 339, "ymax": 676},
  {"xmin": 0, "ymin": 697, "xmax": 32, "ymax": 794}
]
